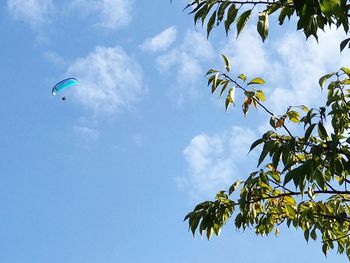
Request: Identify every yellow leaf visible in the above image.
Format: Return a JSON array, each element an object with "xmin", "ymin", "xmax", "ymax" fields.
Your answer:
[{"xmin": 228, "ymin": 87, "xmax": 235, "ymax": 104}]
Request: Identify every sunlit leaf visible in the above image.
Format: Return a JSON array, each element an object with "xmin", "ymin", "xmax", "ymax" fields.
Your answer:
[
  {"xmin": 319, "ymin": 72, "xmax": 335, "ymax": 88},
  {"xmin": 221, "ymin": 54, "xmax": 231, "ymax": 72},
  {"xmin": 256, "ymin": 90, "xmax": 266, "ymax": 101},
  {"xmin": 257, "ymin": 11, "xmax": 269, "ymax": 42},
  {"xmin": 247, "ymin": 78, "xmax": 265, "ymax": 85},
  {"xmin": 238, "ymin": 74, "xmax": 247, "ymax": 82},
  {"xmin": 228, "ymin": 87, "xmax": 235, "ymax": 104}
]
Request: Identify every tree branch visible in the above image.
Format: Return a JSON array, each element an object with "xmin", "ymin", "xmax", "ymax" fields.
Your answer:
[
  {"xmin": 244, "ymin": 190, "xmax": 350, "ymax": 205},
  {"xmin": 314, "ymin": 213, "xmax": 350, "ymax": 223},
  {"xmin": 216, "ymin": 0, "xmax": 294, "ymax": 8},
  {"xmin": 222, "ymin": 73, "xmax": 295, "ymax": 138},
  {"xmin": 322, "ymin": 232, "xmax": 350, "ymax": 242}
]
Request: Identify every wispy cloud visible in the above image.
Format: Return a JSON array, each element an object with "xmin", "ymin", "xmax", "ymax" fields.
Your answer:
[
  {"xmin": 7, "ymin": 0, "xmax": 54, "ymax": 28},
  {"xmin": 66, "ymin": 46, "xmax": 144, "ymax": 116},
  {"xmin": 71, "ymin": 0, "xmax": 133, "ymax": 29},
  {"xmin": 172, "ymin": 25, "xmax": 349, "ymax": 199},
  {"xmin": 42, "ymin": 51, "xmax": 67, "ymax": 67},
  {"xmin": 74, "ymin": 125, "xmax": 100, "ymax": 140},
  {"xmin": 156, "ymin": 30, "xmax": 215, "ymax": 104},
  {"xmin": 178, "ymin": 126, "xmax": 256, "ymax": 198},
  {"xmin": 220, "ymin": 26, "xmax": 350, "ymax": 114},
  {"xmin": 268, "ymin": 27, "xmax": 350, "ymax": 113},
  {"xmin": 221, "ymin": 26, "xmax": 271, "ymax": 77},
  {"xmin": 140, "ymin": 26, "xmax": 177, "ymax": 52}
]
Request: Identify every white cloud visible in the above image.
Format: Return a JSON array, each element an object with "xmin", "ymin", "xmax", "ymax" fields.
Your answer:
[
  {"xmin": 220, "ymin": 26, "xmax": 350, "ymax": 114},
  {"xmin": 156, "ymin": 30, "xmax": 215, "ymax": 103},
  {"xmin": 7, "ymin": 0, "xmax": 53, "ymax": 28},
  {"xmin": 42, "ymin": 51, "xmax": 66, "ymax": 67},
  {"xmin": 66, "ymin": 46, "xmax": 144, "ymax": 116},
  {"xmin": 178, "ymin": 126, "xmax": 256, "ymax": 198},
  {"xmin": 268, "ymin": 27, "xmax": 350, "ymax": 113},
  {"xmin": 140, "ymin": 26, "xmax": 177, "ymax": 52},
  {"xmin": 156, "ymin": 49, "xmax": 179, "ymax": 72},
  {"xmin": 71, "ymin": 0, "xmax": 133, "ymax": 29},
  {"xmin": 180, "ymin": 30, "xmax": 215, "ymax": 61},
  {"xmin": 221, "ymin": 26, "xmax": 271, "ymax": 77}
]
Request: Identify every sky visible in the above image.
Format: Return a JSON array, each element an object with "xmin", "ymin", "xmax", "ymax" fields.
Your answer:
[{"xmin": 1, "ymin": 0, "xmax": 350, "ymax": 262}]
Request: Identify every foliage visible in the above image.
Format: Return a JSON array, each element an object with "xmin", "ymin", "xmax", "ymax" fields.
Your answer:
[
  {"xmin": 183, "ymin": 0, "xmax": 350, "ymax": 259},
  {"xmin": 185, "ymin": 0, "xmax": 350, "ymax": 48}
]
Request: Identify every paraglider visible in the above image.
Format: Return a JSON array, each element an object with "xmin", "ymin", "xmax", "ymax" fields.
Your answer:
[{"xmin": 52, "ymin": 78, "xmax": 78, "ymax": 100}]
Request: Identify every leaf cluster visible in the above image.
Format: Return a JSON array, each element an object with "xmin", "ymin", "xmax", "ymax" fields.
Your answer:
[
  {"xmin": 185, "ymin": 63, "xmax": 350, "ymax": 259},
  {"xmin": 207, "ymin": 54, "xmax": 266, "ymax": 114},
  {"xmin": 185, "ymin": 0, "xmax": 350, "ymax": 47}
]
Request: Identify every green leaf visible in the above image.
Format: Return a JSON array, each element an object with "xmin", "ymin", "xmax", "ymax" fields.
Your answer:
[
  {"xmin": 189, "ymin": 2, "xmax": 205, "ymax": 15},
  {"xmin": 307, "ymin": 187, "xmax": 315, "ymax": 200},
  {"xmin": 247, "ymin": 78, "xmax": 265, "ymax": 85},
  {"xmin": 212, "ymin": 73, "xmax": 219, "ymax": 89},
  {"xmin": 228, "ymin": 180, "xmax": 243, "ymax": 195},
  {"xmin": 310, "ymin": 228, "xmax": 317, "ymax": 240},
  {"xmin": 206, "ymin": 227, "xmax": 214, "ymax": 239},
  {"xmin": 304, "ymin": 123, "xmax": 316, "ymax": 142},
  {"xmin": 224, "ymin": 4, "xmax": 238, "ymax": 35},
  {"xmin": 257, "ymin": 12, "xmax": 269, "ymax": 42},
  {"xmin": 304, "ymin": 229, "xmax": 310, "ymax": 242},
  {"xmin": 284, "ymin": 164, "xmax": 306, "ymax": 186},
  {"xmin": 322, "ymin": 242, "xmax": 329, "ymax": 256},
  {"xmin": 285, "ymin": 205, "xmax": 296, "ymax": 219},
  {"xmin": 238, "ymin": 74, "xmax": 247, "ymax": 82},
  {"xmin": 217, "ymin": 1, "xmax": 230, "ymax": 25},
  {"xmin": 278, "ymin": 6, "xmax": 289, "ymax": 25},
  {"xmin": 272, "ymin": 147, "xmax": 282, "ymax": 169},
  {"xmin": 236, "ymin": 9, "xmax": 252, "ymax": 38},
  {"xmin": 284, "ymin": 168, "xmax": 296, "ymax": 186},
  {"xmin": 269, "ymin": 116, "xmax": 277, "ymax": 129},
  {"xmin": 190, "ymin": 214, "xmax": 201, "ymax": 236},
  {"xmin": 207, "ymin": 73, "xmax": 217, "ymax": 86},
  {"xmin": 225, "ymin": 96, "xmax": 231, "ymax": 111},
  {"xmin": 207, "ymin": 10, "xmax": 217, "ymax": 37},
  {"xmin": 319, "ymin": 72, "xmax": 335, "ymax": 88},
  {"xmin": 194, "ymin": 4, "xmax": 209, "ymax": 25},
  {"xmin": 342, "ymin": 79, "xmax": 350, "ymax": 85},
  {"xmin": 206, "ymin": 69, "xmax": 219, "ymax": 75},
  {"xmin": 249, "ymin": 138, "xmax": 264, "ymax": 152},
  {"xmin": 219, "ymin": 81, "xmax": 230, "ymax": 97},
  {"xmin": 318, "ymin": 123, "xmax": 328, "ymax": 140},
  {"xmin": 315, "ymin": 168, "xmax": 325, "ymax": 190},
  {"xmin": 244, "ymin": 90, "xmax": 255, "ymax": 98},
  {"xmin": 184, "ymin": 211, "xmax": 192, "ymax": 221},
  {"xmin": 341, "ymin": 67, "xmax": 350, "ymax": 77},
  {"xmin": 340, "ymin": 38, "xmax": 350, "ymax": 52},
  {"xmin": 257, "ymin": 141, "xmax": 270, "ymax": 167},
  {"xmin": 300, "ymin": 105, "xmax": 309, "ymax": 112},
  {"xmin": 221, "ymin": 54, "xmax": 231, "ymax": 72}
]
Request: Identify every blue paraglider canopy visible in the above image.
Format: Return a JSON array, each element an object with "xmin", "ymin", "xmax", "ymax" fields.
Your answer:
[{"xmin": 52, "ymin": 78, "xmax": 78, "ymax": 95}]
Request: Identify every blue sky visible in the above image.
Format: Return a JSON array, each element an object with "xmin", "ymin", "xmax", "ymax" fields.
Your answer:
[{"xmin": 1, "ymin": 0, "xmax": 350, "ymax": 262}]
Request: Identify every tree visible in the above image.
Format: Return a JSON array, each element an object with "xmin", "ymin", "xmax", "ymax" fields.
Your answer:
[{"xmin": 183, "ymin": 0, "xmax": 350, "ymax": 259}]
